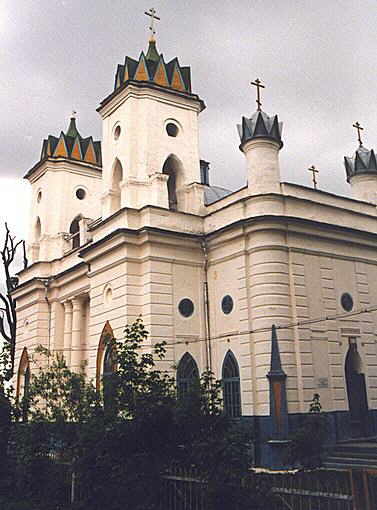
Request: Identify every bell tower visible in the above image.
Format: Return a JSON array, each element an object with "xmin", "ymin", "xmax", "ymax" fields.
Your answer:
[
  {"xmin": 98, "ymin": 11, "xmax": 206, "ymax": 217},
  {"xmin": 24, "ymin": 114, "xmax": 102, "ymax": 263}
]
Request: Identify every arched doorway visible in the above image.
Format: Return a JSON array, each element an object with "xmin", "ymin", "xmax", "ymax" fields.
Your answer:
[
  {"xmin": 162, "ymin": 155, "xmax": 182, "ymax": 211},
  {"xmin": 345, "ymin": 338, "xmax": 368, "ymax": 437}
]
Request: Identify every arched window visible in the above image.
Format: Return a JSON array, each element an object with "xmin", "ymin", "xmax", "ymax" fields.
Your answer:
[
  {"xmin": 17, "ymin": 348, "xmax": 30, "ymax": 421},
  {"xmin": 33, "ymin": 217, "xmax": 41, "ymax": 260},
  {"xmin": 162, "ymin": 155, "xmax": 183, "ymax": 211},
  {"xmin": 103, "ymin": 343, "xmax": 117, "ymax": 407},
  {"xmin": 69, "ymin": 216, "xmax": 81, "ymax": 249},
  {"xmin": 35, "ymin": 217, "xmax": 41, "ymax": 242},
  {"xmin": 177, "ymin": 352, "xmax": 199, "ymax": 399},
  {"xmin": 111, "ymin": 158, "xmax": 123, "ymax": 213},
  {"xmin": 222, "ymin": 350, "xmax": 241, "ymax": 418},
  {"xmin": 96, "ymin": 321, "xmax": 115, "ymax": 391}
]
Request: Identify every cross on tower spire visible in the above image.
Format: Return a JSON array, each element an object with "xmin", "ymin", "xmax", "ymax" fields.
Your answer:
[
  {"xmin": 144, "ymin": 8, "xmax": 160, "ymax": 41},
  {"xmin": 353, "ymin": 121, "xmax": 364, "ymax": 147},
  {"xmin": 251, "ymin": 78, "xmax": 265, "ymax": 111},
  {"xmin": 308, "ymin": 165, "xmax": 319, "ymax": 190}
]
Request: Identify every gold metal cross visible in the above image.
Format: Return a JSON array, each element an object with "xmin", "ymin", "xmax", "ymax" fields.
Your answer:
[
  {"xmin": 251, "ymin": 78, "xmax": 265, "ymax": 111},
  {"xmin": 144, "ymin": 8, "xmax": 160, "ymax": 39},
  {"xmin": 308, "ymin": 165, "xmax": 319, "ymax": 190},
  {"xmin": 353, "ymin": 121, "xmax": 364, "ymax": 147}
]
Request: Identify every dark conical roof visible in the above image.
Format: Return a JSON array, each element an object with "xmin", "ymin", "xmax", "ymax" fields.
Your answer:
[
  {"xmin": 344, "ymin": 145, "xmax": 377, "ymax": 182},
  {"xmin": 267, "ymin": 325, "xmax": 286, "ymax": 379},
  {"xmin": 237, "ymin": 110, "xmax": 283, "ymax": 151},
  {"xmin": 66, "ymin": 117, "xmax": 81, "ymax": 138},
  {"xmin": 145, "ymin": 39, "xmax": 160, "ymax": 62}
]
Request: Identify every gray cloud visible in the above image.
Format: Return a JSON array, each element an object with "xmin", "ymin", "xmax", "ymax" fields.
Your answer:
[{"xmin": 1, "ymin": 0, "xmax": 377, "ymax": 201}]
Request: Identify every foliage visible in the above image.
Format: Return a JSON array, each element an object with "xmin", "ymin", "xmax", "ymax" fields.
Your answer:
[
  {"xmin": 23, "ymin": 346, "xmax": 100, "ymax": 424},
  {"xmin": 3, "ymin": 318, "xmax": 264, "ymax": 509},
  {"xmin": 286, "ymin": 393, "xmax": 328, "ymax": 468}
]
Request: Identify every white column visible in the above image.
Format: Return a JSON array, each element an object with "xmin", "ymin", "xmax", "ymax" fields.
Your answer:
[
  {"xmin": 71, "ymin": 297, "xmax": 82, "ymax": 371},
  {"xmin": 63, "ymin": 300, "xmax": 73, "ymax": 366}
]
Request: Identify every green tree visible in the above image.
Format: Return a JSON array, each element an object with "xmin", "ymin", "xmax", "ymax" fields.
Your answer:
[
  {"xmin": 5, "ymin": 318, "xmax": 273, "ymax": 510},
  {"xmin": 286, "ymin": 393, "xmax": 328, "ymax": 469}
]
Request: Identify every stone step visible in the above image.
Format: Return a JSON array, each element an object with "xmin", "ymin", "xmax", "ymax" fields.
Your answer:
[
  {"xmin": 329, "ymin": 449, "xmax": 377, "ymax": 459},
  {"xmin": 324, "ymin": 456, "xmax": 377, "ymax": 469}
]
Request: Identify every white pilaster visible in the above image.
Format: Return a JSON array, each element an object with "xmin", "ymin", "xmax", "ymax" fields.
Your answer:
[{"xmin": 63, "ymin": 300, "xmax": 73, "ymax": 366}]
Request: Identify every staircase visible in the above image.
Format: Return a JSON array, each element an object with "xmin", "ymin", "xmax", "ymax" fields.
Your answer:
[{"xmin": 323, "ymin": 438, "xmax": 377, "ymax": 470}]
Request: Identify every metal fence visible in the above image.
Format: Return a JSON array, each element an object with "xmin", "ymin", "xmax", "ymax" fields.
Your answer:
[
  {"xmin": 270, "ymin": 469, "xmax": 353, "ymax": 510},
  {"xmin": 160, "ymin": 465, "xmax": 355, "ymax": 510}
]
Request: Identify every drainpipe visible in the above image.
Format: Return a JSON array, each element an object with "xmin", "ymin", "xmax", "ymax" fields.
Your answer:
[
  {"xmin": 39, "ymin": 278, "xmax": 52, "ymax": 366},
  {"xmin": 201, "ymin": 239, "xmax": 212, "ymax": 373}
]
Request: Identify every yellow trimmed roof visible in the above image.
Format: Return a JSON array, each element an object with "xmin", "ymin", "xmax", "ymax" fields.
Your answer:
[
  {"xmin": 40, "ymin": 117, "xmax": 102, "ymax": 166},
  {"xmin": 114, "ymin": 40, "xmax": 192, "ymax": 94}
]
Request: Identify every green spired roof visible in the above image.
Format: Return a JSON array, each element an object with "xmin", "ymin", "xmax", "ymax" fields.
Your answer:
[
  {"xmin": 145, "ymin": 40, "xmax": 160, "ymax": 62},
  {"xmin": 66, "ymin": 116, "xmax": 81, "ymax": 138},
  {"xmin": 39, "ymin": 116, "xmax": 102, "ymax": 166},
  {"xmin": 113, "ymin": 39, "xmax": 192, "ymax": 94}
]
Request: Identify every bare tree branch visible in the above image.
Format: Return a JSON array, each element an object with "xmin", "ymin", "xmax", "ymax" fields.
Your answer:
[{"xmin": 0, "ymin": 223, "xmax": 26, "ymax": 379}]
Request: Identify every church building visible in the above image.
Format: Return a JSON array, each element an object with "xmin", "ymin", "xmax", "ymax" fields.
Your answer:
[{"xmin": 12, "ymin": 15, "xmax": 377, "ymax": 467}]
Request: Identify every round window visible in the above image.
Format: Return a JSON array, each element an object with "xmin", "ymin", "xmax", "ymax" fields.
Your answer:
[
  {"xmin": 114, "ymin": 125, "xmax": 121, "ymax": 141},
  {"xmin": 221, "ymin": 295, "xmax": 234, "ymax": 315},
  {"xmin": 166, "ymin": 123, "xmax": 179, "ymax": 137},
  {"xmin": 76, "ymin": 188, "xmax": 86, "ymax": 200},
  {"xmin": 341, "ymin": 293, "xmax": 353, "ymax": 312},
  {"xmin": 37, "ymin": 191, "xmax": 42, "ymax": 203},
  {"xmin": 178, "ymin": 298, "xmax": 194, "ymax": 318}
]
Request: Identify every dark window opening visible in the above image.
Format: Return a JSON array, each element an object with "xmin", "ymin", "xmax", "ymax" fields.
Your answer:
[
  {"xmin": 222, "ymin": 350, "xmax": 241, "ymax": 418},
  {"xmin": 341, "ymin": 293, "xmax": 354, "ymax": 312},
  {"xmin": 178, "ymin": 298, "xmax": 194, "ymax": 318},
  {"xmin": 166, "ymin": 123, "xmax": 179, "ymax": 137},
  {"xmin": 177, "ymin": 352, "xmax": 199, "ymax": 399},
  {"xmin": 221, "ymin": 295, "xmax": 234, "ymax": 315},
  {"xmin": 69, "ymin": 218, "xmax": 81, "ymax": 249},
  {"xmin": 162, "ymin": 157, "xmax": 179, "ymax": 211},
  {"xmin": 103, "ymin": 344, "xmax": 117, "ymax": 410},
  {"xmin": 76, "ymin": 188, "xmax": 86, "ymax": 200}
]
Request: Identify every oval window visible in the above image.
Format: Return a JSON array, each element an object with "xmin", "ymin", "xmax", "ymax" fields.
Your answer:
[
  {"xmin": 166, "ymin": 123, "xmax": 179, "ymax": 137},
  {"xmin": 221, "ymin": 295, "xmax": 234, "ymax": 315},
  {"xmin": 341, "ymin": 293, "xmax": 353, "ymax": 312},
  {"xmin": 178, "ymin": 298, "xmax": 194, "ymax": 318},
  {"xmin": 76, "ymin": 188, "xmax": 86, "ymax": 200}
]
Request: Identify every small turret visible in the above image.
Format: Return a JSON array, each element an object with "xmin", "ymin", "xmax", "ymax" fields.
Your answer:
[
  {"xmin": 344, "ymin": 122, "xmax": 377, "ymax": 204},
  {"xmin": 237, "ymin": 79, "xmax": 283, "ymax": 194}
]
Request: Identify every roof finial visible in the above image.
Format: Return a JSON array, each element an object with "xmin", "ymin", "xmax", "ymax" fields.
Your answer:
[
  {"xmin": 353, "ymin": 121, "xmax": 364, "ymax": 147},
  {"xmin": 251, "ymin": 78, "xmax": 265, "ymax": 111},
  {"xmin": 308, "ymin": 165, "xmax": 319, "ymax": 190},
  {"xmin": 71, "ymin": 110, "xmax": 77, "ymax": 119},
  {"xmin": 144, "ymin": 8, "xmax": 160, "ymax": 41}
]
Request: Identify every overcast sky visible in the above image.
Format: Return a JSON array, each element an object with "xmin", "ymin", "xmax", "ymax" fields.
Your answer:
[{"xmin": 1, "ymin": 0, "xmax": 377, "ymax": 242}]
